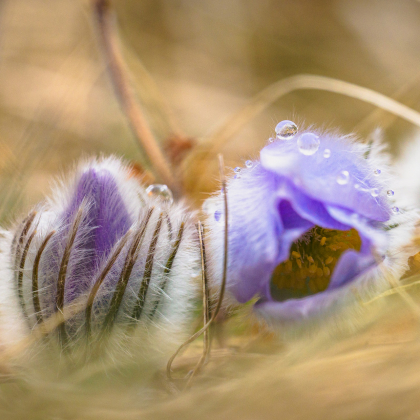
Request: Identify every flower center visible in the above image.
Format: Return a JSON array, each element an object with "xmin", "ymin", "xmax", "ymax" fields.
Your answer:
[{"xmin": 271, "ymin": 227, "xmax": 361, "ymax": 301}]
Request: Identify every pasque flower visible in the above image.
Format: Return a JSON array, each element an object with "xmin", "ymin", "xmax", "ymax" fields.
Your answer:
[
  {"xmin": 3, "ymin": 157, "xmax": 199, "ymax": 360},
  {"xmin": 205, "ymin": 122, "xmax": 416, "ymax": 329}
]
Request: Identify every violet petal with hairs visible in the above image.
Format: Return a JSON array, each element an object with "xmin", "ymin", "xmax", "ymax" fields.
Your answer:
[{"xmin": 205, "ymin": 126, "xmax": 416, "ymax": 328}]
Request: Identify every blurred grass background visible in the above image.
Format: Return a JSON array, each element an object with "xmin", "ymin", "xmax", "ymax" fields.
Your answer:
[
  {"xmin": 1, "ymin": 0, "xmax": 420, "ymax": 221},
  {"xmin": 1, "ymin": 2, "xmax": 420, "ymax": 419}
]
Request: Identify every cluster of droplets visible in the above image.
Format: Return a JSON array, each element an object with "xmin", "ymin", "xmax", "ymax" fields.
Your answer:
[
  {"xmin": 271, "ymin": 120, "xmax": 401, "ymax": 215},
  {"xmin": 274, "ymin": 120, "xmax": 323, "ymax": 157}
]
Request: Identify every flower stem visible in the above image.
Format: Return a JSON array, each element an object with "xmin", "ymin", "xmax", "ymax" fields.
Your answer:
[{"xmin": 92, "ymin": 0, "xmax": 181, "ymax": 196}]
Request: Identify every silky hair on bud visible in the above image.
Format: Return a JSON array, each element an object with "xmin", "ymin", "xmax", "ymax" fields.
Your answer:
[{"xmin": 4, "ymin": 156, "xmax": 200, "ymax": 370}]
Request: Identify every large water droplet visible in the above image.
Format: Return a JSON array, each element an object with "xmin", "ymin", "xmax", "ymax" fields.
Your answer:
[
  {"xmin": 387, "ymin": 190, "xmax": 394, "ymax": 197},
  {"xmin": 323, "ymin": 149, "xmax": 331, "ymax": 158},
  {"xmin": 336, "ymin": 170, "xmax": 349, "ymax": 185},
  {"xmin": 297, "ymin": 133, "xmax": 320, "ymax": 156},
  {"xmin": 245, "ymin": 160, "xmax": 253, "ymax": 168},
  {"xmin": 146, "ymin": 184, "xmax": 173, "ymax": 204},
  {"xmin": 374, "ymin": 169, "xmax": 381, "ymax": 176},
  {"xmin": 275, "ymin": 120, "xmax": 298, "ymax": 140},
  {"xmin": 370, "ymin": 188, "xmax": 379, "ymax": 197}
]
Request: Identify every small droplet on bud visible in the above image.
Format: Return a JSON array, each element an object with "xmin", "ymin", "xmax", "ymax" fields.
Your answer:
[
  {"xmin": 145, "ymin": 184, "xmax": 173, "ymax": 204},
  {"xmin": 387, "ymin": 190, "xmax": 394, "ymax": 197},
  {"xmin": 336, "ymin": 170, "xmax": 349, "ymax": 185},
  {"xmin": 245, "ymin": 160, "xmax": 253, "ymax": 168}
]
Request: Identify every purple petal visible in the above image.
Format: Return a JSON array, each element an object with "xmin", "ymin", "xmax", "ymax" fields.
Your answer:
[
  {"xmin": 49, "ymin": 168, "xmax": 132, "ymax": 305},
  {"xmin": 206, "ymin": 129, "xmax": 396, "ymax": 325},
  {"xmin": 328, "ymin": 249, "xmax": 376, "ymax": 289},
  {"xmin": 260, "ymin": 131, "xmax": 391, "ymax": 222}
]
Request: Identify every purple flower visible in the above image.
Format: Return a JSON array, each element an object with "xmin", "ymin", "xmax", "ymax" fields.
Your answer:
[
  {"xmin": 6, "ymin": 157, "xmax": 199, "ymax": 358},
  {"xmin": 205, "ymin": 124, "xmax": 415, "ymax": 328}
]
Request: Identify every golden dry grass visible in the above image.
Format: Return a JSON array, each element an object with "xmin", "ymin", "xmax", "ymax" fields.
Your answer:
[{"xmin": 1, "ymin": 1, "xmax": 420, "ymax": 419}]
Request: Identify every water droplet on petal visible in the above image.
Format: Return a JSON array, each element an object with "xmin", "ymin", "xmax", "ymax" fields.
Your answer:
[
  {"xmin": 146, "ymin": 184, "xmax": 173, "ymax": 204},
  {"xmin": 392, "ymin": 207, "xmax": 399, "ymax": 214},
  {"xmin": 214, "ymin": 210, "xmax": 222, "ymax": 221},
  {"xmin": 234, "ymin": 167, "xmax": 241, "ymax": 174},
  {"xmin": 336, "ymin": 170, "xmax": 349, "ymax": 185},
  {"xmin": 370, "ymin": 188, "xmax": 379, "ymax": 197},
  {"xmin": 245, "ymin": 160, "xmax": 253, "ymax": 168},
  {"xmin": 297, "ymin": 133, "xmax": 320, "ymax": 156},
  {"xmin": 354, "ymin": 183, "xmax": 361, "ymax": 190},
  {"xmin": 275, "ymin": 120, "xmax": 298, "ymax": 140},
  {"xmin": 323, "ymin": 149, "xmax": 331, "ymax": 158},
  {"xmin": 387, "ymin": 190, "xmax": 394, "ymax": 197},
  {"xmin": 351, "ymin": 213, "xmax": 360, "ymax": 222},
  {"xmin": 268, "ymin": 137, "xmax": 275, "ymax": 143},
  {"xmin": 374, "ymin": 169, "xmax": 381, "ymax": 176}
]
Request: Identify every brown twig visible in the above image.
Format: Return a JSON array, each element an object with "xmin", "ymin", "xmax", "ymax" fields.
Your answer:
[
  {"xmin": 184, "ymin": 222, "xmax": 211, "ymax": 389},
  {"xmin": 92, "ymin": 0, "xmax": 181, "ymax": 196}
]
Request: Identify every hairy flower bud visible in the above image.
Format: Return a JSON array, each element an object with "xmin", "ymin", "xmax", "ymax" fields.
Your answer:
[{"xmin": 5, "ymin": 157, "xmax": 199, "ymax": 363}]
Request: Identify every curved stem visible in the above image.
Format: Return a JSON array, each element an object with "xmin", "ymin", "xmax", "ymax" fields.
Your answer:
[
  {"xmin": 93, "ymin": 0, "xmax": 181, "ymax": 196},
  {"xmin": 187, "ymin": 74, "xmax": 420, "ymax": 192}
]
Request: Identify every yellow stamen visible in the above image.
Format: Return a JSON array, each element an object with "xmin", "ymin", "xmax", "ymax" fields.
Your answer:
[{"xmin": 271, "ymin": 227, "xmax": 361, "ymax": 300}]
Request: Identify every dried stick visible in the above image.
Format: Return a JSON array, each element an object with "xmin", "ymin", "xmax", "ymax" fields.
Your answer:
[
  {"xmin": 92, "ymin": 0, "xmax": 181, "ymax": 195},
  {"xmin": 166, "ymin": 154, "xmax": 228, "ymax": 385},
  {"xmin": 183, "ymin": 221, "xmax": 211, "ymax": 389}
]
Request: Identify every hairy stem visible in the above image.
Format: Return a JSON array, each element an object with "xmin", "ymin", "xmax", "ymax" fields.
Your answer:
[{"xmin": 92, "ymin": 0, "xmax": 181, "ymax": 196}]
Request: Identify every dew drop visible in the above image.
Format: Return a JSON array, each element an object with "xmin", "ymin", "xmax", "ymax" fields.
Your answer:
[
  {"xmin": 190, "ymin": 267, "xmax": 201, "ymax": 279},
  {"xmin": 245, "ymin": 160, "xmax": 253, "ymax": 168},
  {"xmin": 354, "ymin": 183, "xmax": 361, "ymax": 190},
  {"xmin": 323, "ymin": 149, "xmax": 331, "ymax": 158},
  {"xmin": 202, "ymin": 198, "xmax": 218, "ymax": 215},
  {"xmin": 234, "ymin": 167, "xmax": 241, "ymax": 174},
  {"xmin": 374, "ymin": 169, "xmax": 381, "ymax": 176},
  {"xmin": 214, "ymin": 210, "xmax": 222, "ymax": 222},
  {"xmin": 146, "ymin": 184, "xmax": 173, "ymax": 204},
  {"xmin": 392, "ymin": 206, "xmax": 399, "ymax": 214},
  {"xmin": 370, "ymin": 188, "xmax": 379, "ymax": 197},
  {"xmin": 268, "ymin": 137, "xmax": 275, "ymax": 143},
  {"xmin": 387, "ymin": 190, "xmax": 394, "ymax": 197},
  {"xmin": 297, "ymin": 133, "xmax": 320, "ymax": 156},
  {"xmin": 336, "ymin": 170, "xmax": 349, "ymax": 185},
  {"xmin": 275, "ymin": 120, "xmax": 298, "ymax": 140}
]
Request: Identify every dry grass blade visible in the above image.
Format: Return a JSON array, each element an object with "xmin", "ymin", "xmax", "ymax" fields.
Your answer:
[
  {"xmin": 32, "ymin": 230, "xmax": 56, "ymax": 329},
  {"xmin": 166, "ymin": 154, "xmax": 228, "ymax": 387},
  {"xmin": 187, "ymin": 74, "xmax": 420, "ymax": 192},
  {"xmin": 184, "ymin": 221, "xmax": 211, "ymax": 389}
]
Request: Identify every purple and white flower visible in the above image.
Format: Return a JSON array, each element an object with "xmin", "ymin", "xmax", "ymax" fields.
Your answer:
[
  {"xmin": 205, "ymin": 123, "xmax": 416, "ymax": 331},
  {"xmin": 1, "ymin": 157, "xmax": 199, "ymax": 361}
]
